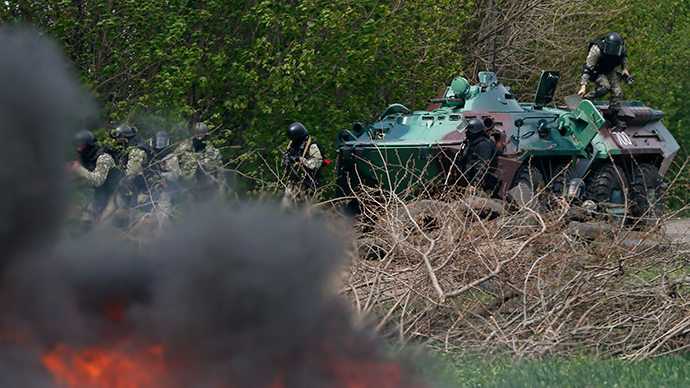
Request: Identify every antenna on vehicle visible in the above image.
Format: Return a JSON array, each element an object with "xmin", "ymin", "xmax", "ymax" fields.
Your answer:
[{"xmin": 492, "ymin": 33, "xmax": 496, "ymax": 74}]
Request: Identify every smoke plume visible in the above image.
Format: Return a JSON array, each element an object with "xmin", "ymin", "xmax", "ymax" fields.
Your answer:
[
  {"xmin": 0, "ymin": 26, "xmax": 91, "ymax": 270},
  {"xmin": 0, "ymin": 27, "xmax": 426, "ymax": 388}
]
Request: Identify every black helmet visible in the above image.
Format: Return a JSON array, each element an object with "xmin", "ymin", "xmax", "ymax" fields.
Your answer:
[
  {"xmin": 73, "ymin": 130, "xmax": 96, "ymax": 147},
  {"xmin": 603, "ymin": 32, "xmax": 624, "ymax": 56},
  {"xmin": 110, "ymin": 124, "xmax": 136, "ymax": 139},
  {"xmin": 466, "ymin": 118, "xmax": 486, "ymax": 135},
  {"xmin": 151, "ymin": 131, "xmax": 170, "ymax": 149},
  {"xmin": 191, "ymin": 122, "xmax": 209, "ymax": 137},
  {"xmin": 286, "ymin": 122, "xmax": 307, "ymax": 140}
]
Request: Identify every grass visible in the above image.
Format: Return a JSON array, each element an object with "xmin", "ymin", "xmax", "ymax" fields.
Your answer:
[{"xmin": 418, "ymin": 352, "xmax": 690, "ymax": 388}]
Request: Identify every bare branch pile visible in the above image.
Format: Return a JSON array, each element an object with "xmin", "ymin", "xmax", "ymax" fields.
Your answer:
[{"xmin": 342, "ymin": 171, "xmax": 690, "ymax": 360}]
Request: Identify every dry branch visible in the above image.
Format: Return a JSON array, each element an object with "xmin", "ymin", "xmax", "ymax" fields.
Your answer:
[{"xmin": 341, "ymin": 156, "xmax": 690, "ymax": 359}]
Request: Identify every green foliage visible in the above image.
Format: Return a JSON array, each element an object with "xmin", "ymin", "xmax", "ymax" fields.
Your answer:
[
  {"xmin": 1, "ymin": 0, "xmax": 471, "ymax": 197},
  {"xmin": 620, "ymin": 1, "xmax": 690, "ymax": 131},
  {"xmin": 2, "ymin": 0, "xmax": 689, "ymax": 205},
  {"xmin": 614, "ymin": 0, "xmax": 690, "ymax": 209}
]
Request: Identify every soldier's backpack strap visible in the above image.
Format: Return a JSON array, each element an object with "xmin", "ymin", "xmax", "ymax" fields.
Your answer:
[{"xmin": 301, "ymin": 137, "xmax": 312, "ymax": 160}]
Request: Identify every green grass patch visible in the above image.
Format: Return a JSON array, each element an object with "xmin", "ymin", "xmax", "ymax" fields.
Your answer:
[{"xmin": 419, "ymin": 353, "xmax": 690, "ymax": 388}]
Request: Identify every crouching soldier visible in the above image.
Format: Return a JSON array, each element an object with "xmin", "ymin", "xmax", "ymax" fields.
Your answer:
[
  {"xmin": 458, "ymin": 118, "xmax": 501, "ymax": 197},
  {"xmin": 577, "ymin": 32, "xmax": 630, "ymax": 130}
]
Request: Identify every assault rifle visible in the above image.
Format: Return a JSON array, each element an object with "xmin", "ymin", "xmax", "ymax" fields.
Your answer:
[
  {"xmin": 616, "ymin": 71, "xmax": 636, "ymax": 88},
  {"xmin": 277, "ymin": 147, "xmax": 302, "ymax": 181},
  {"xmin": 278, "ymin": 146, "xmax": 320, "ymax": 196}
]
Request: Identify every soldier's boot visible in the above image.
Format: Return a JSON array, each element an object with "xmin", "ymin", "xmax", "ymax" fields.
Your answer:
[{"xmin": 609, "ymin": 109, "xmax": 626, "ymax": 131}]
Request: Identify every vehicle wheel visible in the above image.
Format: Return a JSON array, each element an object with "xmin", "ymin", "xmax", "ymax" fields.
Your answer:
[
  {"xmin": 510, "ymin": 164, "xmax": 545, "ymax": 192},
  {"xmin": 550, "ymin": 164, "xmax": 578, "ymax": 196},
  {"xmin": 629, "ymin": 163, "xmax": 665, "ymax": 218},
  {"xmin": 584, "ymin": 164, "xmax": 629, "ymax": 205},
  {"xmin": 508, "ymin": 164, "xmax": 545, "ymax": 210}
]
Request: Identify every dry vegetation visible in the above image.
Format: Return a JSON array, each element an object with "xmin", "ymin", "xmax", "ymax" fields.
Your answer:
[
  {"xmin": 73, "ymin": 149, "xmax": 690, "ymax": 361},
  {"xmin": 463, "ymin": 0, "xmax": 625, "ymax": 100},
  {"xmin": 338, "ymin": 159, "xmax": 690, "ymax": 360}
]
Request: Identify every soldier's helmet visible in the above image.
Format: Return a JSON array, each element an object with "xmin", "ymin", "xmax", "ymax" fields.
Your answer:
[
  {"xmin": 191, "ymin": 122, "xmax": 209, "ymax": 137},
  {"xmin": 151, "ymin": 131, "xmax": 170, "ymax": 150},
  {"xmin": 465, "ymin": 118, "xmax": 486, "ymax": 135},
  {"xmin": 603, "ymin": 32, "xmax": 624, "ymax": 56},
  {"xmin": 110, "ymin": 124, "xmax": 136, "ymax": 139},
  {"xmin": 286, "ymin": 122, "xmax": 307, "ymax": 140},
  {"xmin": 73, "ymin": 130, "xmax": 96, "ymax": 147}
]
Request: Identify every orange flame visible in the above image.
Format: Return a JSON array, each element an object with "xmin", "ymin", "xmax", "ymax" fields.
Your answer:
[
  {"xmin": 39, "ymin": 338, "xmax": 427, "ymax": 388},
  {"xmin": 41, "ymin": 342, "xmax": 173, "ymax": 388},
  {"xmin": 329, "ymin": 360, "xmax": 404, "ymax": 388}
]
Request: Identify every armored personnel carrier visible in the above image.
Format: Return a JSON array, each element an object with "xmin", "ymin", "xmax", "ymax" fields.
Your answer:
[{"xmin": 335, "ymin": 71, "xmax": 679, "ymax": 217}]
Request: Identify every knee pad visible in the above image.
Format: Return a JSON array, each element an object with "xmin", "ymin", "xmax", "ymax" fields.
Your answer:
[{"xmin": 594, "ymin": 87, "xmax": 610, "ymax": 98}]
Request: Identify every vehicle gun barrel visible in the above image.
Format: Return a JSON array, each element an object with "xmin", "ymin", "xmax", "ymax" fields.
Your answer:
[{"xmin": 626, "ymin": 106, "xmax": 664, "ymax": 126}]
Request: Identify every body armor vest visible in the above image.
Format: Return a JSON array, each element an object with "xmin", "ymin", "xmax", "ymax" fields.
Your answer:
[{"xmin": 589, "ymin": 37, "xmax": 625, "ymax": 75}]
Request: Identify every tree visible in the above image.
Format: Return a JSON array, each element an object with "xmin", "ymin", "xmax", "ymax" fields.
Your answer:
[
  {"xmin": 462, "ymin": 0, "xmax": 626, "ymax": 100},
  {"xmin": 2, "ymin": 0, "xmax": 688, "ymax": 203}
]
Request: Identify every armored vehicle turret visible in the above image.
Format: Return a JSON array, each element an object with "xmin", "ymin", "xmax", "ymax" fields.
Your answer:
[{"xmin": 335, "ymin": 71, "xmax": 679, "ymax": 217}]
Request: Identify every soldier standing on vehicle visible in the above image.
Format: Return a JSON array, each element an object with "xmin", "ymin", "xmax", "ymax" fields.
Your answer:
[
  {"xmin": 176, "ymin": 122, "xmax": 226, "ymax": 202},
  {"xmin": 458, "ymin": 118, "xmax": 501, "ymax": 196},
  {"xmin": 68, "ymin": 130, "xmax": 122, "ymax": 229},
  {"xmin": 578, "ymin": 32, "xmax": 630, "ymax": 130},
  {"xmin": 281, "ymin": 122, "xmax": 324, "ymax": 208}
]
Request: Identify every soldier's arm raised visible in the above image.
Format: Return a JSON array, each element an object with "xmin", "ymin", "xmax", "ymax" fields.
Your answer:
[
  {"xmin": 161, "ymin": 155, "xmax": 181, "ymax": 182},
  {"xmin": 125, "ymin": 148, "xmax": 146, "ymax": 177},
  {"xmin": 75, "ymin": 154, "xmax": 116, "ymax": 187}
]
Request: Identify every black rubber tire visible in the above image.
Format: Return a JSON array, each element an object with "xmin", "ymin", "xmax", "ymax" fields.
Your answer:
[
  {"xmin": 584, "ymin": 164, "xmax": 629, "ymax": 205},
  {"xmin": 629, "ymin": 163, "xmax": 665, "ymax": 218},
  {"xmin": 510, "ymin": 164, "xmax": 545, "ymax": 192},
  {"xmin": 550, "ymin": 164, "xmax": 578, "ymax": 196}
]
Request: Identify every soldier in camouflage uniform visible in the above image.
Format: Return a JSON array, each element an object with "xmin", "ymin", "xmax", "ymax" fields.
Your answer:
[
  {"xmin": 109, "ymin": 124, "xmax": 153, "ymax": 209},
  {"xmin": 69, "ymin": 130, "xmax": 123, "ymax": 228},
  {"xmin": 142, "ymin": 130, "xmax": 181, "ymax": 214},
  {"xmin": 578, "ymin": 32, "xmax": 630, "ymax": 129},
  {"xmin": 281, "ymin": 122, "xmax": 324, "ymax": 208},
  {"xmin": 176, "ymin": 122, "xmax": 226, "ymax": 202}
]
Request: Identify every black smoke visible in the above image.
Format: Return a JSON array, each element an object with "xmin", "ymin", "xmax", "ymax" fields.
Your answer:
[
  {"xmin": 0, "ymin": 26, "xmax": 91, "ymax": 271},
  {"xmin": 0, "ymin": 27, "xmax": 425, "ymax": 388},
  {"xmin": 4, "ymin": 206, "xmax": 380, "ymax": 387}
]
